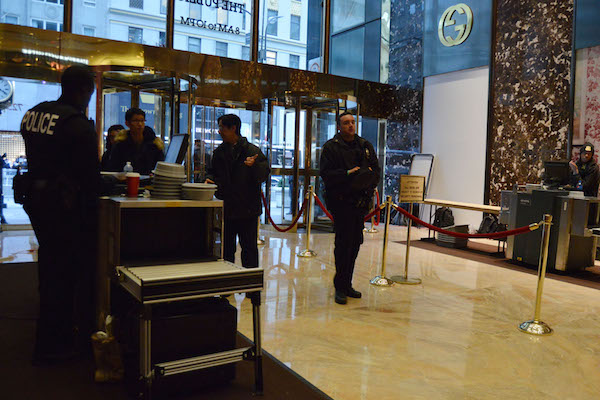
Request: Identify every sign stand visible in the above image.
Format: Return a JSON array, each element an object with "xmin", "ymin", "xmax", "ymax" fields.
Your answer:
[{"xmin": 391, "ymin": 175, "xmax": 424, "ymax": 285}]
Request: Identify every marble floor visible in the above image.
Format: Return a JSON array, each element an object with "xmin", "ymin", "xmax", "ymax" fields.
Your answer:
[
  {"xmin": 231, "ymin": 224, "xmax": 600, "ymax": 400},
  {"xmin": 3, "ymin": 225, "xmax": 600, "ymax": 399}
]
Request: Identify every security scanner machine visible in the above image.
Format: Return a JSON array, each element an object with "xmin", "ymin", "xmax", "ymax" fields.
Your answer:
[
  {"xmin": 97, "ymin": 197, "xmax": 264, "ymax": 398},
  {"xmin": 500, "ymin": 162, "xmax": 600, "ymax": 271}
]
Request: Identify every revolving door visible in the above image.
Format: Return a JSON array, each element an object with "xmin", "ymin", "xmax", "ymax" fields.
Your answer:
[{"xmin": 263, "ymin": 93, "xmax": 360, "ymax": 230}]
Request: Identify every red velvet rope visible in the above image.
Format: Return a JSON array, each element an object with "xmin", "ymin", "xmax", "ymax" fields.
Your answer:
[
  {"xmin": 313, "ymin": 194, "xmax": 335, "ymax": 222},
  {"xmin": 312, "ymin": 193, "xmax": 383, "ymax": 224},
  {"xmin": 261, "ymin": 192, "xmax": 308, "ymax": 232},
  {"xmin": 392, "ymin": 203, "xmax": 536, "ymax": 239}
]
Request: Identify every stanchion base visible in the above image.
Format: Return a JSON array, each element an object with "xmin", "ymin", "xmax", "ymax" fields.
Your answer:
[
  {"xmin": 257, "ymin": 238, "xmax": 265, "ymax": 246},
  {"xmin": 390, "ymin": 275, "xmax": 422, "ymax": 285},
  {"xmin": 370, "ymin": 276, "xmax": 394, "ymax": 286},
  {"xmin": 363, "ymin": 227, "xmax": 378, "ymax": 233},
  {"xmin": 518, "ymin": 320, "xmax": 553, "ymax": 336},
  {"xmin": 297, "ymin": 249, "xmax": 317, "ymax": 257}
]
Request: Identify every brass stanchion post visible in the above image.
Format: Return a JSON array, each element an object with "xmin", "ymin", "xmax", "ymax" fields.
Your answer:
[
  {"xmin": 370, "ymin": 196, "xmax": 394, "ymax": 286},
  {"xmin": 298, "ymin": 185, "xmax": 317, "ymax": 257},
  {"xmin": 364, "ymin": 189, "xmax": 378, "ymax": 233},
  {"xmin": 391, "ymin": 202, "xmax": 422, "ymax": 285},
  {"xmin": 257, "ymin": 216, "xmax": 265, "ymax": 246},
  {"xmin": 519, "ymin": 214, "xmax": 553, "ymax": 336}
]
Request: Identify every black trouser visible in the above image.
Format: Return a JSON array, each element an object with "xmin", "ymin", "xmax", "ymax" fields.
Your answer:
[
  {"xmin": 331, "ymin": 206, "xmax": 366, "ymax": 293},
  {"xmin": 24, "ymin": 180, "xmax": 97, "ymax": 356},
  {"xmin": 223, "ymin": 216, "xmax": 259, "ymax": 268}
]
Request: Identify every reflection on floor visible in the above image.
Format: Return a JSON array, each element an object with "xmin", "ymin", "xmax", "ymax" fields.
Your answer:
[
  {"xmin": 0, "ymin": 229, "xmax": 37, "ymax": 263},
  {"xmin": 4, "ymin": 225, "xmax": 600, "ymax": 399},
  {"xmin": 233, "ymin": 225, "xmax": 600, "ymax": 400}
]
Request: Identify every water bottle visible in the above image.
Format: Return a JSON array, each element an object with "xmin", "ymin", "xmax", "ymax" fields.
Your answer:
[{"xmin": 123, "ymin": 161, "xmax": 133, "ymax": 173}]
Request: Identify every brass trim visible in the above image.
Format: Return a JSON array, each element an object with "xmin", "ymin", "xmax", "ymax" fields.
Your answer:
[{"xmin": 0, "ymin": 24, "xmax": 410, "ymax": 120}]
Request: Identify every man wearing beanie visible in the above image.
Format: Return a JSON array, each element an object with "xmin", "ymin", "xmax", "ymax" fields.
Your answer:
[{"xmin": 570, "ymin": 142, "xmax": 600, "ymax": 197}]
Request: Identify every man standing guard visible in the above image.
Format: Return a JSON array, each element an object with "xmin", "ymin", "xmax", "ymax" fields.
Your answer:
[
  {"xmin": 320, "ymin": 111, "xmax": 381, "ymax": 304},
  {"xmin": 18, "ymin": 66, "xmax": 101, "ymax": 363},
  {"xmin": 206, "ymin": 114, "xmax": 270, "ymax": 268}
]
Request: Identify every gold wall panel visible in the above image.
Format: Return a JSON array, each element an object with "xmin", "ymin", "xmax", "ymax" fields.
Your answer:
[{"xmin": 0, "ymin": 24, "xmax": 412, "ymax": 120}]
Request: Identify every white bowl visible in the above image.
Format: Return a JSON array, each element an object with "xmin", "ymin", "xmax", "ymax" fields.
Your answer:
[
  {"xmin": 182, "ymin": 183, "xmax": 217, "ymax": 190},
  {"xmin": 182, "ymin": 189, "xmax": 215, "ymax": 201}
]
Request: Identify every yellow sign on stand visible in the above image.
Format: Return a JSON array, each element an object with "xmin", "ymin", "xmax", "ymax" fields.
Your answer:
[{"xmin": 399, "ymin": 175, "xmax": 426, "ymax": 203}]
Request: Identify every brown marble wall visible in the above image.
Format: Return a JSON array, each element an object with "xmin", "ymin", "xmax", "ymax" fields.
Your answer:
[{"xmin": 487, "ymin": 0, "xmax": 574, "ymax": 204}]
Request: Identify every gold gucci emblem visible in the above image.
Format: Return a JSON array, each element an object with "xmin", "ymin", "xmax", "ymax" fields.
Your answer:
[{"xmin": 438, "ymin": 3, "xmax": 473, "ymax": 47}]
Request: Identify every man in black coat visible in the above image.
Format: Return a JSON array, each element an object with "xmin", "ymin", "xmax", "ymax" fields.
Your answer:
[
  {"xmin": 107, "ymin": 108, "xmax": 164, "ymax": 174},
  {"xmin": 19, "ymin": 66, "xmax": 101, "ymax": 363},
  {"xmin": 206, "ymin": 114, "xmax": 270, "ymax": 268},
  {"xmin": 570, "ymin": 142, "xmax": 600, "ymax": 197},
  {"xmin": 320, "ymin": 111, "xmax": 381, "ymax": 304}
]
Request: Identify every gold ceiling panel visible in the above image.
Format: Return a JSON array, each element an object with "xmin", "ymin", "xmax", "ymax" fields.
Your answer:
[{"xmin": 0, "ymin": 24, "xmax": 412, "ymax": 120}]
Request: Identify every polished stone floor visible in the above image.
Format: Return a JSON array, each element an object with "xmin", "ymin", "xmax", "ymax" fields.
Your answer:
[
  {"xmin": 232, "ymin": 224, "xmax": 600, "ymax": 400},
  {"xmin": 3, "ymin": 225, "xmax": 600, "ymax": 399}
]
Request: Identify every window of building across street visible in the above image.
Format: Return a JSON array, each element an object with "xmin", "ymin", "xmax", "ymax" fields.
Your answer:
[
  {"xmin": 128, "ymin": 26, "xmax": 143, "ymax": 43},
  {"xmin": 188, "ymin": 37, "xmax": 201, "ymax": 53},
  {"xmin": 216, "ymin": 41, "xmax": 228, "ymax": 57},
  {"xmin": 266, "ymin": 9, "xmax": 278, "ymax": 35},
  {"xmin": 130, "ymin": 0, "xmax": 143, "ymax": 10},
  {"xmin": 291, "ymin": 15, "xmax": 300, "ymax": 40},
  {"xmin": 83, "ymin": 26, "xmax": 95, "ymax": 36},
  {"xmin": 290, "ymin": 54, "xmax": 299, "ymax": 69},
  {"xmin": 5, "ymin": 15, "xmax": 18, "ymax": 25},
  {"xmin": 259, "ymin": 0, "xmax": 314, "ymax": 70},
  {"xmin": 32, "ymin": 19, "xmax": 62, "ymax": 32}
]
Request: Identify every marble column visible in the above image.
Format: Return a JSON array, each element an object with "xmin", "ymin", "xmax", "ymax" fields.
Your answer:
[
  {"xmin": 386, "ymin": 0, "xmax": 424, "ymax": 201},
  {"xmin": 487, "ymin": 0, "xmax": 574, "ymax": 204}
]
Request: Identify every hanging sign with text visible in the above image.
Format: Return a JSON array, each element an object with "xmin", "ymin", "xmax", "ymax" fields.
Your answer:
[
  {"xmin": 399, "ymin": 175, "xmax": 426, "ymax": 203},
  {"xmin": 179, "ymin": 0, "xmax": 246, "ymax": 35}
]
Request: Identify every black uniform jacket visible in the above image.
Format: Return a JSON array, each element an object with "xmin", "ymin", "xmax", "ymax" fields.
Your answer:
[
  {"xmin": 207, "ymin": 136, "xmax": 270, "ymax": 220},
  {"xmin": 20, "ymin": 97, "xmax": 100, "ymax": 199},
  {"xmin": 320, "ymin": 133, "xmax": 381, "ymax": 211},
  {"xmin": 574, "ymin": 158, "xmax": 600, "ymax": 197},
  {"xmin": 107, "ymin": 128, "xmax": 165, "ymax": 174}
]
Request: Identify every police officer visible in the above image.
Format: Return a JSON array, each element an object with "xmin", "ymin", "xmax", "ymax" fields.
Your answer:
[
  {"xmin": 320, "ymin": 111, "xmax": 381, "ymax": 305},
  {"xmin": 20, "ymin": 66, "xmax": 100, "ymax": 363}
]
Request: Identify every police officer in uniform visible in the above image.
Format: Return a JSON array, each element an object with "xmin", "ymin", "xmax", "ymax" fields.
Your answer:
[
  {"xmin": 19, "ymin": 66, "xmax": 100, "ymax": 363},
  {"xmin": 320, "ymin": 111, "xmax": 381, "ymax": 305}
]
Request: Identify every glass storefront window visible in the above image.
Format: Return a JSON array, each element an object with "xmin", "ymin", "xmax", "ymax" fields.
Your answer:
[
  {"xmin": 330, "ymin": 0, "xmax": 384, "ymax": 82},
  {"xmin": 332, "ymin": 0, "xmax": 365, "ymax": 33},
  {"xmin": 0, "ymin": 1, "xmax": 64, "ymax": 31},
  {"xmin": 173, "ymin": 0, "xmax": 253, "ymax": 61},
  {"xmin": 72, "ymin": 0, "xmax": 166, "ymax": 47},
  {"xmin": 259, "ymin": 0, "xmax": 319, "ymax": 71}
]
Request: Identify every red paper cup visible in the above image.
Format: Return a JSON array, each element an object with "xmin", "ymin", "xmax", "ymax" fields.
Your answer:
[{"xmin": 126, "ymin": 172, "xmax": 140, "ymax": 198}]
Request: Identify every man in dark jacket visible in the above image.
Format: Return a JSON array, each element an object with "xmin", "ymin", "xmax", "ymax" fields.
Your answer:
[
  {"xmin": 206, "ymin": 114, "xmax": 270, "ymax": 268},
  {"xmin": 19, "ymin": 66, "xmax": 101, "ymax": 363},
  {"xmin": 570, "ymin": 142, "xmax": 600, "ymax": 197},
  {"xmin": 320, "ymin": 111, "xmax": 381, "ymax": 305},
  {"xmin": 107, "ymin": 108, "xmax": 164, "ymax": 174},
  {"xmin": 100, "ymin": 124, "xmax": 124, "ymax": 170}
]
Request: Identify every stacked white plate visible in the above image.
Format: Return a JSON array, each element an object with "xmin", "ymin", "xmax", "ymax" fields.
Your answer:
[
  {"xmin": 182, "ymin": 183, "xmax": 217, "ymax": 201},
  {"xmin": 151, "ymin": 162, "xmax": 186, "ymax": 199}
]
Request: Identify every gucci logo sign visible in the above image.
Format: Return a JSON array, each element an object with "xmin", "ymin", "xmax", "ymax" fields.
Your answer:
[{"xmin": 438, "ymin": 3, "xmax": 473, "ymax": 47}]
